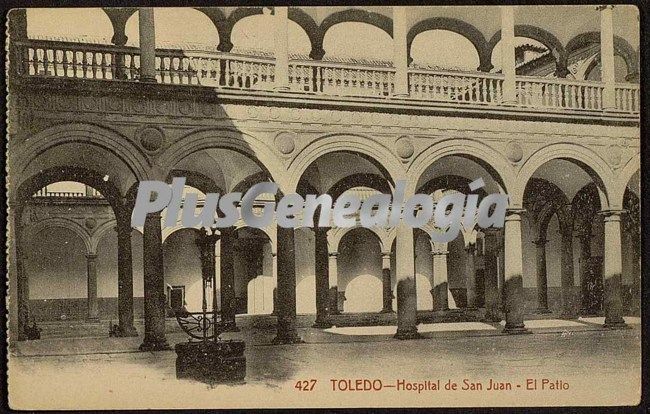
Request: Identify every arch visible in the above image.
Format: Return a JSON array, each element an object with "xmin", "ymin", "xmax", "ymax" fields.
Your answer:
[
  {"xmin": 326, "ymin": 173, "xmax": 392, "ymax": 199},
  {"xmin": 611, "ymin": 153, "xmax": 641, "ymax": 208},
  {"xmin": 320, "ymin": 9, "xmax": 392, "ymax": 41},
  {"xmin": 158, "ymin": 128, "xmax": 286, "ymax": 190},
  {"xmin": 408, "ymin": 17, "xmax": 490, "ymax": 71},
  {"xmin": 10, "ymin": 123, "xmax": 150, "ymax": 200},
  {"xmin": 408, "ymin": 138, "xmax": 515, "ymax": 195},
  {"xmin": 288, "ymin": 7, "xmax": 323, "ymax": 59},
  {"xmin": 288, "ymin": 133, "xmax": 403, "ymax": 193},
  {"xmin": 168, "ymin": 169, "xmax": 224, "ymax": 195},
  {"xmin": 514, "ymin": 143, "xmax": 615, "ymax": 208},
  {"xmin": 90, "ymin": 219, "xmax": 118, "ymax": 253},
  {"xmin": 489, "ymin": 25, "xmax": 567, "ymax": 74},
  {"xmin": 25, "ymin": 218, "xmax": 93, "ymax": 255},
  {"xmin": 566, "ymin": 32, "xmax": 638, "ymax": 77},
  {"xmin": 193, "ymin": 7, "xmax": 230, "ymax": 51},
  {"xmin": 330, "ymin": 226, "xmax": 386, "ymax": 253}
]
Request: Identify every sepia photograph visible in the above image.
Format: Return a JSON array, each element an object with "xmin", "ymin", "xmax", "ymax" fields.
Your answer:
[{"xmin": 4, "ymin": 3, "xmax": 642, "ymax": 410}]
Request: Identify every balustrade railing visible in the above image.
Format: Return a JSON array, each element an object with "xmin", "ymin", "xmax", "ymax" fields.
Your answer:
[
  {"xmin": 14, "ymin": 39, "xmax": 639, "ymax": 115},
  {"xmin": 409, "ymin": 69, "xmax": 504, "ymax": 105},
  {"xmin": 515, "ymin": 77, "xmax": 605, "ymax": 111},
  {"xmin": 614, "ymin": 84, "xmax": 640, "ymax": 113}
]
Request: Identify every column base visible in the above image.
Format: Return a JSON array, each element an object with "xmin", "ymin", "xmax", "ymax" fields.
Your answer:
[
  {"xmin": 221, "ymin": 322, "xmax": 240, "ymax": 333},
  {"xmin": 502, "ymin": 325, "xmax": 532, "ymax": 335},
  {"xmin": 86, "ymin": 317, "xmax": 100, "ymax": 323},
  {"xmin": 393, "ymin": 327, "xmax": 422, "ymax": 340},
  {"xmin": 603, "ymin": 317, "xmax": 629, "ymax": 330},
  {"xmin": 112, "ymin": 324, "xmax": 138, "ymax": 337},
  {"xmin": 272, "ymin": 332, "xmax": 304, "ymax": 344},
  {"xmin": 535, "ymin": 308, "xmax": 552, "ymax": 314},
  {"xmin": 139, "ymin": 337, "xmax": 171, "ymax": 352},
  {"xmin": 312, "ymin": 318, "xmax": 333, "ymax": 329},
  {"xmin": 380, "ymin": 308, "xmax": 395, "ymax": 313}
]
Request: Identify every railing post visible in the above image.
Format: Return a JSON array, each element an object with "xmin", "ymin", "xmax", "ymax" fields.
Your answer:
[
  {"xmin": 500, "ymin": 6, "xmax": 517, "ymax": 105},
  {"xmin": 138, "ymin": 7, "xmax": 157, "ymax": 83},
  {"xmin": 393, "ymin": 7, "xmax": 408, "ymax": 97},
  {"xmin": 274, "ymin": 6, "xmax": 289, "ymax": 91},
  {"xmin": 599, "ymin": 5, "xmax": 616, "ymax": 110}
]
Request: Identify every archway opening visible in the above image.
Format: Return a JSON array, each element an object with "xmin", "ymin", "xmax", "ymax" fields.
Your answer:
[
  {"xmin": 410, "ymin": 30, "xmax": 480, "ymax": 71},
  {"xmin": 338, "ymin": 228, "xmax": 383, "ymax": 313}
]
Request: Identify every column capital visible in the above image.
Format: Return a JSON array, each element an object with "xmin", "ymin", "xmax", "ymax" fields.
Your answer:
[
  {"xmin": 596, "ymin": 5, "xmax": 615, "ymax": 11},
  {"xmin": 85, "ymin": 253, "xmax": 98, "ymax": 260},
  {"xmin": 505, "ymin": 208, "xmax": 526, "ymax": 222},
  {"xmin": 329, "ymin": 251, "xmax": 339, "ymax": 258},
  {"xmin": 431, "ymin": 249, "xmax": 449, "ymax": 256},
  {"xmin": 599, "ymin": 209, "xmax": 626, "ymax": 221},
  {"xmin": 381, "ymin": 251, "xmax": 392, "ymax": 259}
]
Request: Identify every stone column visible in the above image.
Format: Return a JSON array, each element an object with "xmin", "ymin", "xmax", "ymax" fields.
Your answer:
[
  {"xmin": 274, "ymin": 6, "xmax": 289, "ymax": 91},
  {"xmin": 431, "ymin": 247, "xmax": 449, "ymax": 311},
  {"xmin": 313, "ymin": 228, "xmax": 332, "ymax": 328},
  {"xmin": 465, "ymin": 243, "xmax": 478, "ymax": 309},
  {"xmin": 328, "ymin": 252, "xmax": 340, "ymax": 315},
  {"xmin": 115, "ymin": 218, "xmax": 137, "ymax": 336},
  {"xmin": 219, "ymin": 228, "xmax": 239, "ymax": 332},
  {"xmin": 600, "ymin": 5, "xmax": 616, "ymax": 110},
  {"xmin": 501, "ymin": 6, "xmax": 517, "ymax": 104},
  {"xmin": 532, "ymin": 237, "xmax": 550, "ymax": 313},
  {"xmin": 560, "ymin": 230, "xmax": 577, "ymax": 319},
  {"xmin": 601, "ymin": 210, "xmax": 627, "ymax": 328},
  {"xmin": 86, "ymin": 253, "xmax": 99, "ymax": 321},
  {"xmin": 138, "ymin": 7, "xmax": 157, "ymax": 83},
  {"xmin": 394, "ymin": 223, "xmax": 420, "ymax": 339},
  {"xmin": 502, "ymin": 209, "xmax": 530, "ymax": 334},
  {"xmin": 273, "ymin": 226, "xmax": 303, "ymax": 343},
  {"xmin": 12, "ymin": 208, "xmax": 30, "ymax": 341},
  {"xmin": 393, "ymin": 6, "xmax": 408, "ymax": 96},
  {"xmin": 140, "ymin": 212, "xmax": 170, "ymax": 351},
  {"xmin": 381, "ymin": 252, "xmax": 394, "ymax": 313},
  {"xmin": 271, "ymin": 252, "xmax": 278, "ymax": 315},
  {"xmin": 483, "ymin": 229, "xmax": 501, "ymax": 321},
  {"xmin": 577, "ymin": 232, "xmax": 592, "ymax": 314}
]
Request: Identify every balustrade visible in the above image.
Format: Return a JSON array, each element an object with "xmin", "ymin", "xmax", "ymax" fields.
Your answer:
[{"xmin": 14, "ymin": 39, "xmax": 639, "ymax": 115}]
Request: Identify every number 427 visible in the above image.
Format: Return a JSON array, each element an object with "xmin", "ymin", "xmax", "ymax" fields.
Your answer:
[{"xmin": 295, "ymin": 379, "xmax": 317, "ymax": 391}]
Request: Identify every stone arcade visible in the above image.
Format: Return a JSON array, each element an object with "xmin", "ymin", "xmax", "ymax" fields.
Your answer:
[{"xmin": 6, "ymin": 6, "xmax": 640, "ymax": 348}]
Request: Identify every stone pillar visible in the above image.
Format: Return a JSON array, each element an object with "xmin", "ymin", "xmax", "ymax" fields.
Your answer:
[
  {"xmin": 274, "ymin": 6, "xmax": 289, "ymax": 91},
  {"xmin": 140, "ymin": 212, "xmax": 170, "ymax": 351},
  {"xmin": 577, "ymin": 232, "xmax": 592, "ymax": 314},
  {"xmin": 394, "ymin": 223, "xmax": 420, "ymax": 339},
  {"xmin": 381, "ymin": 252, "xmax": 394, "ymax": 313},
  {"xmin": 465, "ymin": 243, "xmax": 478, "ymax": 309},
  {"xmin": 532, "ymin": 237, "xmax": 550, "ymax": 313},
  {"xmin": 313, "ymin": 228, "xmax": 332, "ymax": 328},
  {"xmin": 328, "ymin": 252, "xmax": 340, "ymax": 315},
  {"xmin": 219, "ymin": 228, "xmax": 239, "ymax": 332},
  {"xmin": 12, "ymin": 208, "xmax": 30, "ymax": 341},
  {"xmin": 600, "ymin": 5, "xmax": 616, "ymax": 110},
  {"xmin": 431, "ymin": 247, "xmax": 449, "ymax": 311},
  {"xmin": 560, "ymin": 230, "xmax": 577, "ymax": 319},
  {"xmin": 601, "ymin": 210, "xmax": 627, "ymax": 328},
  {"xmin": 483, "ymin": 230, "xmax": 501, "ymax": 321},
  {"xmin": 116, "ymin": 219, "xmax": 137, "ymax": 336},
  {"xmin": 273, "ymin": 226, "xmax": 303, "ymax": 343},
  {"xmin": 393, "ymin": 6, "xmax": 408, "ymax": 96},
  {"xmin": 138, "ymin": 8, "xmax": 156, "ymax": 83},
  {"xmin": 501, "ymin": 6, "xmax": 517, "ymax": 104},
  {"xmin": 502, "ymin": 210, "xmax": 530, "ymax": 334},
  {"xmin": 271, "ymin": 252, "xmax": 278, "ymax": 315},
  {"xmin": 86, "ymin": 253, "xmax": 99, "ymax": 321}
]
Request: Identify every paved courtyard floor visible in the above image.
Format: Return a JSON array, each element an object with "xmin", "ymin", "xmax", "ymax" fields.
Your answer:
[{"xmin": 8, "ymin": 317, "xmax": 642, "ymax": 409}]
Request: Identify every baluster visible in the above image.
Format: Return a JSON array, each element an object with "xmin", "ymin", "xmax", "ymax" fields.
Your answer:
[{"xmin": 37, "ymin": 48, "xmax": 46, "ymax": 75}]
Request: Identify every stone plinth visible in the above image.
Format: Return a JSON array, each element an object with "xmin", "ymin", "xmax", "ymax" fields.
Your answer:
[{"xmin": 175, "ymin": 340, "xmax": 246, "ymax": 382}]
